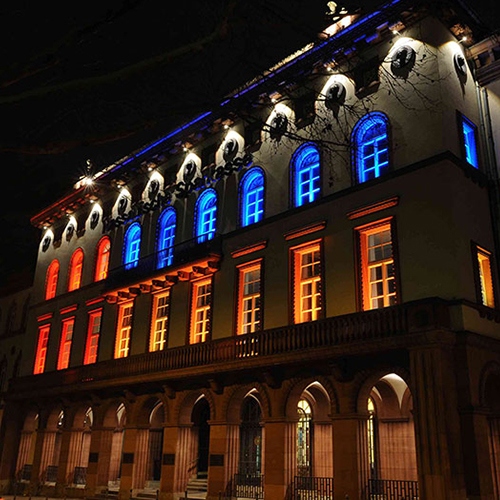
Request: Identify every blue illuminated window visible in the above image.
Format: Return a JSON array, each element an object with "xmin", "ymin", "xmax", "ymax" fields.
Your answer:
[
  {"xmin": 353, "ymin": 112, "xmax": 390, "ymax": 183},
  {"xmin": 195, "ymin": 189, "xmax": 217, "ymax": 243},
  {"xmin": 461, "ymin": 115, "xmax": 478, "ymax": 168},
  {"xmin": 157, "ymin": 208, "xmax": 176, "ymax": 269},
  {"xmin": 240, "ymin": 168, "xmax": 265, "ymax": 227},
  {"xmin": 291, "ymin": 143, "xmax": 320, "ymax": 207},
  {"xmin": 124, "ymin": 223, "xmax": 141, "ymax": 269}
]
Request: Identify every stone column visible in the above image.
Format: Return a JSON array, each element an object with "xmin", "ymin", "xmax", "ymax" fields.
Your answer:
[
  {"xmin": 55, "ymin": 427, "xmax": 75, "ymax": 493},
  {"xmin": 263, "ymin": 419, "xmax": 296, "ymax": 500},
  {"xmin": 0, "ymin": 403, "xmax": 22, "ymax": 491},
  {"xmin": 331, "ymin": 413, "xmax": 369, "ymax": 500},
  {"xmin": 225, "ymin": 424, "xmax": 239, "ymax": 487},
  {"xmin": 173, "ymin": 425, "xmax": 196, "ymax": 494},
  {"xmin": 29, "ymin": 424, "xmax": 47, "ymax": 488},
  {"xmin": 159, "ymin": 425, "xmax": 179, "ymax": 500},
  {"xmin": 410, "ymin": 345, "xmax": 468, "ymax": 500},
  {"xmin": 207, "ymin": 421, "xmax": 229, "ymax": 500},
  {"xmin": 85, "ymin": 426, "xmax": 115, "ymax": 496},
  {"xmin": 131, "ymin": 427, "xmax": 149, "ymax": 490},
  {"xmin": 118, "ymin": 426, "xmax": 139, "ymax": 500},
  {"xmin": 313, "ymin": 421, "xmax": 333, "ymax": 478}
]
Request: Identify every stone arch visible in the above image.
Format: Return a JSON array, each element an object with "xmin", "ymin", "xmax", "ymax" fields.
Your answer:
[
  {"xmin": 223, "ymin": 383, "xmax": 271, "ymax": 424},
  {"xmin": 135, "ymin": 394, "xmax": 168, "ymax": 427},
  {"xmin": 479, "ymin": 361, "xmax": 500, "ymax": 411},
  {"xmin": 99, "ymin": 398, "xmax": 129, "ymax": 428},
  {"xmin": 16, "ymin": 408, "xmax": 40, "ymax": 477},
  {"xmin": 175, "ymin": 389, "xmax": 215, "ymax": 425}
]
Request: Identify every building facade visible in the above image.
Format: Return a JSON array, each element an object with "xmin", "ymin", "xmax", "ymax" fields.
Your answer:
[{"xmin": 1, "ymin": 1, "xmax": 500, "ymax": 500}]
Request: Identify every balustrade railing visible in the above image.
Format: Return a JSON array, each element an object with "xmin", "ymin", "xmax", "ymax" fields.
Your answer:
[
  {"xmin": 73, "ymin": 466, "xmax": 87, "ymax": 485},
  {"xmin": 12, "ymin": 298, "xmax": 452, "ymax": 395},
  {"xmin": 292, "ymin": 476, "xmax": 334, "ymax": 500},
  {"xmin": 368, "ymin": 479, "xmax": 419, "ymax": 500}
]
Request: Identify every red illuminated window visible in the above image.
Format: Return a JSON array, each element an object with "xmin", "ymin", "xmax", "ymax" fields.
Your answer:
[
  {"xmin": 45, "ymin": 260, "xmax": 59, "ymax": 300},
  {"xmin": 150, "ymin": 292, "xmax": 170, "ymax": 351},
  {"xmin": 115, "ymin": 302, "xmax": 133, "ymax": 358},
  {"xmin": 476, "ymin": 246, "xmax": 495, "ymax": 308},
  {"xmin": 34, "ymin": 325, "xmax": 50, "ymax": 374},
  {"xmin": 57, "ymin": 318, "xmax": 75, "ymax": 370},
  {"xmin": 190, "ymin": 278, "xmax": 212, "ymax": 344},
  {"xmin": 292, "ymin": 242, "xmax": 323, "ymax": 323},
  {"xmin": 237, "ymin": 261, "xmax": 262, "ymax": 334},
  {"xmin": 358, "ymin": 220, "xmax": 398, "ymax": 310},
  {"xmin": 95, "ymin": 237, "xmax": 111, "ymax": 281},
  {"xmin": 68, "ymin": 249, "xmax": 84, "ymax": 291},
  {"xmin": 84, "ymin": 310, "xmax": 102, "ymax": 364}
]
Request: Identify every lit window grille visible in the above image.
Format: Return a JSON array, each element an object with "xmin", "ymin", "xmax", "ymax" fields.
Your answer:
[
  {"xmin": 477, "ymin": 247, "xmax": 495, "ymax": 307},
  {"xmin": 190, "ymin": 278, "xmax": 212, "ymax": 344},
  {"xmin": 34, "ymin": 325, "xmax": 50, "ymax": 374},
  {"xmin": 84, "ymin": 310, "xmax": 102, "ymax": 364},
  {"xmin": 157, "ymin": 208, "xmax": 176, "ymax": 269},
  {"xmin": 115, "ymin": 303, "xmax": 134, "ymax": 358},
  {"xmin": 57, "ymin": 318, "xmax": 75, "ymax": 370},
  {"xmin": 238, "ymin": 262, "xmax": 262, "ymax": 334},
  {"xmin": 195, "ymin": 189, "xmax": 217, "ymax": 243},
  {"xmin": 461, "ymin": 115, "xmax": 479, "ymax": 168},
  {"xmin": 150, "ymin": 292, "xmax": 170, "ymax": 351},
  {"xmin": 292, "ymin": 143, "xmax": 320, "ymax": 207},
  {"xmin": 45, "ymin": 260, "xmax": 59, "ymax": 300},
  {"xmin": 68, "ymin": 249, "xmax": 84, "ymax": 291},
  {"xmin": 124, "ymin": 223, "xmax": 141, "ymax": 269},
  {"xmin": 240, "ymin": 168, "xmax": 265, "ymax": 227},
  {"xmin": 95, "ymin": 238, "xmax": 111, "ymax": 281}
]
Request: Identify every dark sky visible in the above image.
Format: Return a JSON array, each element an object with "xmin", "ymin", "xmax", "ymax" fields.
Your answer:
[{"xmin": 0, "ymin": 0, "xmax": 498, "ymax": 292}]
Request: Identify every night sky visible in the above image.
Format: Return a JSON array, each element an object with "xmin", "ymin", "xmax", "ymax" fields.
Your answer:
[{"xmin": 1, "ymin": 0, "xmax": 499, "ymax": 293}]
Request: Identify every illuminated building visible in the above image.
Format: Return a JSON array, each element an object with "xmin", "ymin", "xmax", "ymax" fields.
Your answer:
[{"xmin": 2, "ymin": 1, "xmax": 500, "ymax": 500}]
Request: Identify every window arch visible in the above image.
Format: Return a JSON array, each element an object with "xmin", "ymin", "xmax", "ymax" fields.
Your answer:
[
  {"xmin": 239, "ymin": 167, "xmax": 265, "ymax": 227},
  {"xmin": 95, "ymin": 237, "xmax": 111, "ymax": 281},
  {"xmin": 353, "ymin": 112, "xmax": 390, "ymax": 183},
  {"xmin": 45, "ymin": 260, "xmax": 59, "ymax": 300},
  {"xmin": 68, "ymin": 249, "xmax": 84, "ymax": 291},
  {"xmin": 157, "ymin": 207, "xmax": 176, "ymax": 269},
  {"xmin": 123, "ymin": 223, "xmax": 141, "ymax": 269},
  {"xmin": 195, "ymin": 189, "xmax": 217, "ymax": 243},
  {"xmin": 291, "ymin": 143, "xmax": 321, "ymax": 207}
]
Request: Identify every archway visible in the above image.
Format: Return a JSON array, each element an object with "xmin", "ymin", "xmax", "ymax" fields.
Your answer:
[
  {"xmin": 146, "ymin": 402, "xmax": 165, "ymax": 488},
  {"xmin": 40, "ymin": 408, "xmax": 64, "ymax": 483},
  {"xmin": 192, "ymin": 398, "xmax": 210, "ymax": 477},
  {"xmin": 239, "ymin": 395, "xmax": 262, "ymax": 475},
  {"xmin": 364, "ymin": 373, "xmax": 418, "ymax": 498},
  {"xmin": 108, "ymin": 403, "xmax": 126, "ymax": 489},
  {"xmin": 16, "ymin": 410, "xmax": 38, "ymax": 481},
  {"xmin": 67, "ymin": 407, "xmax": 93, "ymax": 485}
]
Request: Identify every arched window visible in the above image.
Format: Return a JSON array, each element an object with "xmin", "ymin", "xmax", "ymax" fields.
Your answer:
[
  {"xmin": 95, "ymin": 237, "xmax": 111, "ymax": 281},
  {"xmin": 291, "ymin": 143, "xmax": 321, "ymax": 207},
  {"xmin": 157, "ymin": 208, "xmax": 176, "ymax": 269},
  {"xmin": 68, "ymin": 249, "xmax": 84, "ymax": 291},
  {"xmin": 123, "ymin": 223, "xmax": 141, "ymax": 269},
  {"xmin": 195, "ymin": 189, "xmax": 217, "ymax": 243},
  {"xmin": 353, "ymin": 112, "xmax": 390, "ymax": 184},
  {"xmin": 45, "ymin": 260, "xmax": 59, "ymax": 300},
  {"xmin": 297, "ymin": 399, "xmax": 313, "ymax": 476},
  {"xmin": 240, "ymin": 167, "xmax": 265, "ymax": 227}
]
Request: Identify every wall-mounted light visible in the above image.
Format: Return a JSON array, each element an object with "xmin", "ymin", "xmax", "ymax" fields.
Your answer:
[{"xmin": 84, "ymin": 177, "xmax": 93, "ymax": 186}]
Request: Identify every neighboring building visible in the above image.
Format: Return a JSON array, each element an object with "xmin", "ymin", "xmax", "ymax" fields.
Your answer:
[{"xmin": 1, "ymin": 1, "xmax": 500, "ymax": 500}]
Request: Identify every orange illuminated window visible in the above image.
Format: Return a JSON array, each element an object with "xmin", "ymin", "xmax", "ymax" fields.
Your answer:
[
  {"xmin": 150, "ymin": 292, "xmax": 170, "ymax": 351},
  {"xmin": 237, "ymin": 261, "xmax": 262, "ymax": 334},
  {"xmin": 45, "ymin": 260, "xmax": 59, "ymax": 300},
  {"xmin": 84, "ymin": 310, "xmax": 102, "ymax": 364},
  {"xmin": 293, "ymin": 242, "xmax": 323, "ymax": 324},
  {"xmin": 115, "ymin": 302, "xmax": 133, "ymax": 358},
  {"xmin": 68, "ymin": 249, "xmax": 84, "ymax": 291},
  {"xmin": 358, "ymin": 221, "xmax": 398, "ymax": 310},
  {"xmin": 95, "ymin": 237, "xmax": 111, "ymax": 281},
  {"xmin": 34, "ymin": 325, "xmax": 50, "ymax": 374},
  {"xmin": 477, "ymin": 247, "xmax": 495, "ymax": 308},
  {"xmin": 190, "ymin": 278, "xmax": 212, "ymax": 344},
  {"xmin": 57, "ymin": 318, "xmax": 75, "ymax": 370}
]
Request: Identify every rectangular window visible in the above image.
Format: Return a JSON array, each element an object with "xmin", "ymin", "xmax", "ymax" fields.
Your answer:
[
  {"xmin": 34, "ymin": 325, "xmax": 50, "ymax": 375},
  {"xmin": 84, "ymin": 310, "xmax": 102, "ymax": 365},
  {"xmin": 57, "ymin": 318, "xmax": 75, "ymax": 370},
  {"xmin": 459, "ymin": 113, "xmax": 479, "ymax": 168},
  {"xmin": 237, "ymin": 261, "xmax": 262, "ymax": 334},
  {"xmin": 150, "ymin": 291, "xmax": 170, "ymax": 351},
  {"xmin": 358, "ymin": 220, "xmax": 398, "ymax": 310},
  {"xmin": 293, "ymin": 242, "xmax": 323, "ymax": 324},
  {"xmin": 190, "ymin": 278, "xmax": 212, "ymax": 344},
  {"xmin": 476, "ymin": 246, "xmax": 495, "ymax": 307},
  {"xmin": 115, "ymin": 302, "xmax": 134, "ymax": 358}
]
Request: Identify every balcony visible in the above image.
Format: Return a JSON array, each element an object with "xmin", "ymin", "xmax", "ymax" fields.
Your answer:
[{"xmin": 9, "ymin": 297, "xmax": 475, "ymax": 398}]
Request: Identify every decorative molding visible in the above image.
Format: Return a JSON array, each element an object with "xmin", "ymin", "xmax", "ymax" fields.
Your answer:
[
  {"xmin": 37, "ymin": 313, "xmax": 53, "ymax": 322},
  {"xmin": 347, "ymin": 196, "xmax": 399, "ymax": 220},
  {"xmin": 231, "ymin": 241, "xmax": 267, "ymax": 259},
  {"xmin": 60, "ymin": 304, "xmax": 78, "ymax": 315},
  {"xmin": 284, "ymin": 221, "xmax": 326, "ymax": 241},
  {"xmin": 86, "ymin": 297, "xmax": 105, "ymax": 306}
]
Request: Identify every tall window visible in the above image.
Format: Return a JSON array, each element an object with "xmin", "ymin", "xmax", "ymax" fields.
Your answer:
[
  {"xmin": 237, "ymin": 261, "xmax": 262, "ymax": 335},
  {"xmin": 190, "ymin": 278, "xmax": 212, "ymax": 344},
  {"xmin": 292, "ymin": 242, "xmax": 323, "ymax": 324},
  {"xmin": 367, "ymin": 398, "xmax": 378, "ymax": 479},
  {"xmin": 124, "ymin": 223, "xmax": 141, "ymax": 269},
  {"xmin": 57, "ymin": 317, "xmax": 75, "ymax": 370},
  {"xmin": 68, "ymin": 249, "xmax": 84, "ymax": 291},
  {"xmin": 460, "ymin": 114, "xmax": 479, "ymax": 168},
  {"xmin": 115, "ymin": 302, "xmax": 134, "ymax": 358},
  {"xmin": 291, "ymin": 143, "xmax": 320, "ymax": 207},
  {"xmin": 34, "ymin": 325, "xmax": 50, "ymax": 374},
  {"xmin": 476, "ymin": 246, "xmax": 495, "ymax": 307},
  {"xmin": 84, "ymin": 310, "xmax": 102, "ymax": 364},
  {"xmin": 195, "ymin": 189, "xmax": 217, "ymax": 243},
  {"xmin": 297, "ymin": 399, "xmax": 313, "ymax": 477},
  {"xmin": 150, "ymin": 292, "xmax": 170, "ymax": 351},
  {"xmin": 157, "ymin": 208, "xmax": 176, "ymax": 269},
  {"xmin": 45, "ymin": 260, "xmax": 59, "ymax": 300},
  {"xmin": 353, "ymin": 112, "xmax": 390, "ymax": 183},
  {"xmin": 358, "ymin": 220, "xmax": 398, "ymax": 310},
  {"xmin": 240, "ymin": 168, "xmax": 265, "ymax": 227},
  {"xmin": 95, "ymin": 237, "xmax": 111, "ymax": 281}
]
